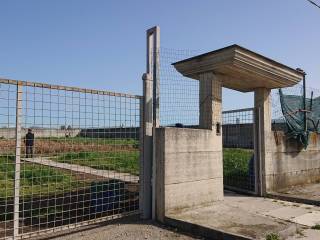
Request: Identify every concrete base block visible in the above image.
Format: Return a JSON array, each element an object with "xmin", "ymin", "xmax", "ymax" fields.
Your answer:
[
  {"xmin": 166, "ymin": 178, "xmax": 224, "ymax": 214},
  {"xmin": 155, "ymin": 127, "xmax": 223, "ymax": 222}
]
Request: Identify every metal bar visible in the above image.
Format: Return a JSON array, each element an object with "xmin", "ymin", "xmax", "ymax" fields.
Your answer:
[
  {"xmin": 13, "ymin": 84, "xmax": 23, "ymax": 239},
  {"xmin": 0, "ymin": 78, "xmax": 141, "ymax": 99},
  {"xmin": 303, "ymin": 73, "xmax": 307, "ymax": 132}
]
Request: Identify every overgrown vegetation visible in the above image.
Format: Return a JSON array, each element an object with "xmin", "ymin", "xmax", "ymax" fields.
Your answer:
[
  {"xmin": 311, "ymin": 224, "xmax": 320, "ymax": 230},
  {"xmin": 223, "ymin": 148, "xmax": 254, "ymax": 188},
  {"xmin": 265, "ymin": 233, "xmax": 281, "ymax": 240},
  {"xmin": 0, "ymin": 156, "xmax": 80, "ymax": 199}
]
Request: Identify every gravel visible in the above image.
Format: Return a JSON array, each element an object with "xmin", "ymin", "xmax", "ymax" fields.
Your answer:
[{"xmin": 36, "ymin": 216, "xmax": 203, "ymax": 240}]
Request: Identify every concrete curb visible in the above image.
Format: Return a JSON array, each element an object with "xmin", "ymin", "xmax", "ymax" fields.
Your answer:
[
  {"xmin": 164, "ymin": 217, "xmax": 253, "ymax": 240},
  {"xmin": 267, "ymin": 193, "xmax": 320, "ymax": 207}
]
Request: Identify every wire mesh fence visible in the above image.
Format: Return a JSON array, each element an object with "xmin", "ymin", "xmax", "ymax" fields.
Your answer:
[
  {"xmin": 222, "ymin": 108, "xmax": 256, "ymax": 193},
  {"xmin": 0, "ymin": 83, "xmax": 17, "ymax": 239},
  {"xmin": 0, "ymin": 79, "xmax": 141, "ymax": 239},
  {"xmin": 159, "ymin": 48, "xmax": 200, "ymax": 127}
]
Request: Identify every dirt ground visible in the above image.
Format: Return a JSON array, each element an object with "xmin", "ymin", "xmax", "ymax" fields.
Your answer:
[{"xmin": 35, "ymin": 216, "xmax": 202, "ymax": 240}]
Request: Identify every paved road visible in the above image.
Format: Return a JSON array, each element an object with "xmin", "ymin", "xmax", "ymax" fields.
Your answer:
[{"xmin": 22, "ymin": 157, "xmax": 139, "ymax": 183}]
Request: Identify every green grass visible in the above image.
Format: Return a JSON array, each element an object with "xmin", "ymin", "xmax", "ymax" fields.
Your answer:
[
  {"xmin": 223, "ymin": 148, "xmax": 253, "ymax": 177},
  {"xmin": 265, "ymin": 233, "xmax": 280, "ymax": 240},
  {"xmin": 0, "ymin": 146, "xmax": 248, "ymax": 200},
  {"xmin": 311, "ymin": 224, "xmax": 320, "ymax": 230},
  {"xmin": 0, "ymin": 156, "xmax": 81, "ymax": 199},
  {"xmin": 55, "ymin": 151, "xmax": 140, "ymax": 175},
  {"xmin": 223, "ymin": 148, "xmax": 254, "ymax": 188},
  {"xmin": 39, "ymin": 137, "xmax": 139, "ymax": 146}
]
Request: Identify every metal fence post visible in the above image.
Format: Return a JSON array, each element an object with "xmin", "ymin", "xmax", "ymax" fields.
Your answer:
[{"xmin": 13, "ymin": 83, "xmax": 23, "ymax": 239}]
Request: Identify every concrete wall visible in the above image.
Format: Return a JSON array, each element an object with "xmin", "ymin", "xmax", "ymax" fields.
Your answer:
[
  {"xmin": 266, "ymin": 131, "xmax": 320, "ymax": 192},
  {"xmin": 156, "ymin": 127, "xmax": 223, "ymax": 222},
  {"xmin": 79, "ymin": 127, "xmax": 139, "ymax": 139},
  {"xmin": 0, "ymin": 127, "xmax": 139, "ymax": 139},
  {"xmin": 0, "ymin": 128, "xmax": 80, "ymax": 139}
]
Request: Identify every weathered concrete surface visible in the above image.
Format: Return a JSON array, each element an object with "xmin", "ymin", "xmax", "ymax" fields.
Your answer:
[
  {"xmin": 254, "ymin": 87, "xmax": 272, "ymax": 196},
  {"xmin": 287, "ymin": 229, "xmax": 320, "ymax": 240},
  {"xmin": 173, "ymin": 45, "xmax": 304, "ymax": 92},
  {"xmin": 270, "ymin": 182, "xmax": 320, "ymax": 206},
  {"xmin": 199, "ymin": 72, "xmax": 222, "ymax": 131},
  {"xmin": 266, "ymin": 131, "xmax": 320, "ymax": 192},
  {"xmin": 155, "ymin": 127, "xmax": 223, "ymax": 222},
  {"xmin": 166, "ymin": 191, "xmax": 320, "ymax": 240}
]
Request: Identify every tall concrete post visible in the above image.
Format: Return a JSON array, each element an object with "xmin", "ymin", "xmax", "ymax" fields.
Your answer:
[
  {"xmin": 140, "ymin": 26, "xmax": 160, "ymax": 219},
  {"xmin": 254, "ymin": 88, "xmax": 272, "ymax": 196},
  {"xmin": 140, "ymin": 73, "xmax": 153, "ymax": 219}
]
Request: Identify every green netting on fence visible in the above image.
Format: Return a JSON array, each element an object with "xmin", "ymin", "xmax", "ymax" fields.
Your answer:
[{"xmin": 279, "ymin": 89, "xmax": 320, "ymax": 148}]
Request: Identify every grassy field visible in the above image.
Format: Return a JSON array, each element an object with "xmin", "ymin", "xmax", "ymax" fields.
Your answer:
[
  {"xmin": 55, "ymin": 151, "xmax": 139, "ymax": 175},
  {"xmin": 0, "ymin": 137, "xmax": 140, "ymax": 200},
  {"xmin": 0, "ymin": 136, "xmax": 251, "ymax": 200},
  {"xmin": 0, "ymin": 156, "xmax": 81, "ymax": 199}
]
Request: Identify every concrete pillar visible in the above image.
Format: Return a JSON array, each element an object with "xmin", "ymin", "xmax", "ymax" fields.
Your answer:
[
  {"xmin": 254, "ymin": 88, "xmax": 272, "ymax": 196},
  {"xmin": 140, "ymin": 73, "xmax": 153, "ymax": 219},
  {"xmin": 199, "ymin": 72, "xmax": 222, "ymax": 133}
]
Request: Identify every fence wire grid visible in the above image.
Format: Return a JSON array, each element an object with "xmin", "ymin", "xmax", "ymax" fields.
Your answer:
[
  {"xmin": 222, "ymin": 108, "xmax": 256, "ymax": 193},
  {"xmin": 159, "ymin": 48, "xmax": 200, "ymax": 127},
  {"xmin": 0, "ymin": 79, "xmax": 141, "ymax": 239}
]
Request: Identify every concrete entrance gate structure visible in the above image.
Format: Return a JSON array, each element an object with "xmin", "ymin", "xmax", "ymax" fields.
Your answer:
[{"xmin": 154, "ymin": 44, "xmax": 304, "ymax": 221}]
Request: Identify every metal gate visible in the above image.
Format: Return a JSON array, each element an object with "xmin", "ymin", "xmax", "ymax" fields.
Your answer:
[
  {"xmin": 0, "ymin": 79, "xmax": 141, "ymax": 239},
  {"xmin": 222, "ymin": 108, "xmax": 257, "ymax": 194}
]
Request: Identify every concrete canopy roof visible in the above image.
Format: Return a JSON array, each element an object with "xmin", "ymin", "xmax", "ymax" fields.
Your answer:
[{"xmin": 172, "ymin": 44, "xmax": 304, "ymax": 92}]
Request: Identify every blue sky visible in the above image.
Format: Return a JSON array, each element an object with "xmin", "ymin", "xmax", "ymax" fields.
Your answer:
[{"xmin": 0, "ymin": 0, "xmax": 319, "ymax": 111}]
